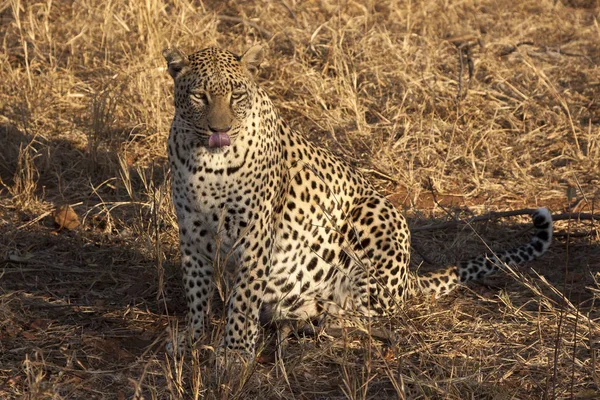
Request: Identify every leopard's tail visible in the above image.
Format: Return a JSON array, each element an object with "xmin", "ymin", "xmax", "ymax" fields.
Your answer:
[{"xmin": 414, "ymin": 208, "xmax": 553, "ymax": 298}]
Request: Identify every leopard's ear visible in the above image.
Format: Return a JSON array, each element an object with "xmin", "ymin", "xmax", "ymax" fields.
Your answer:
[
  {"xmin": 163, "ymin": 47, "xmax": 188, "ymax": 79},
  {"xmin": 241, "ymin": 45, "xmax": 264, "ymax": 77}
]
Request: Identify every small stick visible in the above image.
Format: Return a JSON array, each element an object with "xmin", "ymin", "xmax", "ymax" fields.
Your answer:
[
  {"xmin": 217, "ymin": 15, "xmax": 273, "ymax": 39},
  {"xmin": 499, "ymin": 40, "xmax": 535, "ymax": 57},
  {"xmin": 426, "ymin": 177, "xmax": 455, "ymax": 219},
  {"xmin": 456, "ymin": 45, "xmax": 464, "ymax": 102},
  {"xmin": 411, "ymin": 241, "xmax": 437, "ymax": 265},
  {"xmin": 454, "ymin": 41, "xmax": 476, "ymax": 102},
  {"xmin": 298, "ymin": 323, "xmax": 398, "ymax": 344},
  {"xmin": 554, "ymin": 231, "xmax": 598, "ymax": 238},
  {"xmin": 412, "ymin": 210, "xmax": 600, "ymax": 232},
  {"xmin": 362, "ymin": 168, "xmax": 398, "ymax": 185}
]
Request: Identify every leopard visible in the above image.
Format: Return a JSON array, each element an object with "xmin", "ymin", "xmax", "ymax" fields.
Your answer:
[{"xmin": 162, "ymin": 45, "xmax": 553, "ymax": 358}]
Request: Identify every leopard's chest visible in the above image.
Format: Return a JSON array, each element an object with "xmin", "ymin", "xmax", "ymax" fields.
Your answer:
[
  {"xmin": 168, "ymin": 128, "xmax": 284, "ymax": 245},
  {"xmin": 170, "ymin": 143, "xmax": 248, "ymax": 236}
]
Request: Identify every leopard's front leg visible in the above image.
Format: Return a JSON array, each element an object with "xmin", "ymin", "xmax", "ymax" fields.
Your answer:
[
  {"xmin": 182, "ymin": 236, "xmax": 215, "ymax": 341},
  {"xmin": 222, "ymin": 226, "xmax": 273, "ymax": 356},
  {"xmin": 166, "ymin": 223, "xmax": 215, "ymax": 356}
]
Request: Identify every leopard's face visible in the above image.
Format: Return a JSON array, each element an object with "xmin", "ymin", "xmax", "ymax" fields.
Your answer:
[{"xmin": 164, "ymin": 46, "xmax": 263, "ymax": 147}]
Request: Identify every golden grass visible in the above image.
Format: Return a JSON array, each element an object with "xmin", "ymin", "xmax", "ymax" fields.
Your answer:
[{"xmin": 0, "ymin": 0, "xmax": 599, "ymax": 398}]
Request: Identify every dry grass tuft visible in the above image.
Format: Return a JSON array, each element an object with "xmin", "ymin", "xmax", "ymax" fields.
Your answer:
[{"xmin": 1, "ymin": 0, "xmax": 599, "ymax": 398}]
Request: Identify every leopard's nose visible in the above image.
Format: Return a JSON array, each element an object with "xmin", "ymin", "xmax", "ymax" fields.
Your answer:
[{"xmin": 209, "ymin": 125, "xmax": 231, "ymax": 133}]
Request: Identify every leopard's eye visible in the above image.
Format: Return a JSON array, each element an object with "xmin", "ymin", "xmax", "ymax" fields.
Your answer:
[
  {"xmin": 190, "ymin": 92, "xmax": 208, "ymax": 104},
  {"xmin": 231, "ymin": 91, "xmax": 246, "ymax": 102}
]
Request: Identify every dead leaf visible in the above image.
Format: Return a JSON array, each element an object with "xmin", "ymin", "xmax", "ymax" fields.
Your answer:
[
  {"xmin": 1, "ymin": 324, "xmax": 21, "ymax": 339},
  {"xmin": 29, "ymin": 318, "xmax": 50, "ymax": 330},
  {"xmin": 576, "ymin": 389, "xmax": 600, "ymax": 399},
  {"xmin": 21, "ymin": 331, "xmax": 36, "ymax": 340},
  {"xmin": 383, "ymin": 346, "xmax": 398, "ymax": 361},
  {"xmin": 93, "ymin": 299, "xmax": 106, "ymax": 307},
  {"xmin": 90, "ymin": 214, "xmax": 109, "ymax": 232},
  {"xmin": 139, "ymin": 330, "xmax": 154, "ymax": 341},
  {"xmin": 8, "ymin": 251, "xmax": 34, "ymax": 262},
  {"xmin": 6, "ymin": 375, "xmax": 21, "ymax": 386},
  {"xmin": 52, "ymin": 205, "xmax": 80, "ymax": 230},
  {"xmin": 82, "ymin": 336, "xmax": 135, "ymax": 362}
]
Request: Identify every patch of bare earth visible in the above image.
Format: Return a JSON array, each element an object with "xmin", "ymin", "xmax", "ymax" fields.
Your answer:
[{"xmin": 0, "ymin": 0, "xmax": 599, "ymax": 398}]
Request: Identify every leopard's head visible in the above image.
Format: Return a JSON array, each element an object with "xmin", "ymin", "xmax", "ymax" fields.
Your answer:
[{"xmin": 163, "ymin": 45, "xmax": 263, "ymax": 148}]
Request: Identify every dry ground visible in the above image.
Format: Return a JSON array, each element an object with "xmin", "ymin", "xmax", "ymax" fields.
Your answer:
[{"xmin": 1, "ymin": 0, "xmax": 600, "ymax": 398}]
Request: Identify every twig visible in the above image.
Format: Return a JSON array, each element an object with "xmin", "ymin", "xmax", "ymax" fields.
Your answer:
[
  {"xmin": 426, "ymin": 177, "xmax": 455, "ymax": 219},
  {"xmin": 456, "ymin": 46, "xmax": 465, "ymax": 102},
  {"xmin": 555, "ymin": 48, "xmax": 593, "ymax": 64},
  {"xmin": 278, "ymin": 0, "xmax": 298, "ymax": 22},
  {"xmin": 412, "ymin": 210, "xmax": 600, "ymax": 232},
  {"xmin": 411, "ymin": 241, "xmax": 437, "ymax": 265},
  {"xmin": 499, "ymin": 40, "xmax": 534, "ymax": 57},
  {"xmin": 17, "ymin": 210, "xmax": 53, "ymax": 229},
  {"xmin": 217, "ymin": 15, "xmax": 273, "ymax": 39},
  {"xmin": 361, "ymin": 168, "xmax": 398, "ymax": 185},
  {"xmin": 454, "ymin": 41, "xmax": 476, "ymax": 102},
  {"xmin": 554, "ymin": 231, "xmax": 598, "ymax": 238}
]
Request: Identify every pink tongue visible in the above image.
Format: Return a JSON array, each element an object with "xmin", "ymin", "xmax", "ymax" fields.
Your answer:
[{"xmin": 208, "ymin": 132, "xmax": 231, "ymax": 148}]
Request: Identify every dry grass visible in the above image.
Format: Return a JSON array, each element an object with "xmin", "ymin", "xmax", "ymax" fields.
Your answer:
[{"xmin": 1, "ymin": 0, "xmax": 599, "ymax": 398}]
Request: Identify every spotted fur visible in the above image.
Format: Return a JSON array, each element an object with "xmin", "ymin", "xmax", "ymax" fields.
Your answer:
[{"xmin": 163, "ymin": 46, "xmax": 553, "ymax": 355}]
